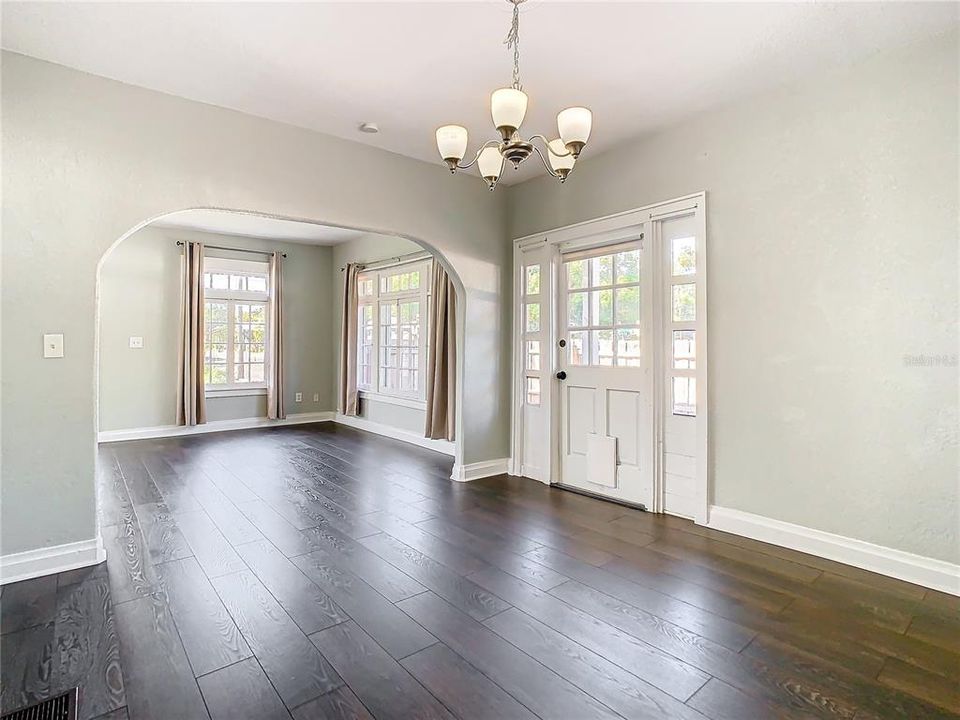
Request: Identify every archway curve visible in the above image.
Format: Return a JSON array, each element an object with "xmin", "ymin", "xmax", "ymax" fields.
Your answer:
[{"xmin": 94, "ymin": 205, "xmax": 468, "ymax": 477}]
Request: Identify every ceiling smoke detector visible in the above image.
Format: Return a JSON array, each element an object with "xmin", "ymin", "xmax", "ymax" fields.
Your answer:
[{"xmin": 359, "ymin": 122, "xmax": 379, "ymax": 134}]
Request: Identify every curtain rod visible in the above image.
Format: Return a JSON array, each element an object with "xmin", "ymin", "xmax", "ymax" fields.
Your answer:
[
  {"xmin": 339, "ymin": 250, "xmax": 431, "ymax": 272},
  {"xmin": 176, "ymin": 241, "xmax": 286, "ymax": 258}
]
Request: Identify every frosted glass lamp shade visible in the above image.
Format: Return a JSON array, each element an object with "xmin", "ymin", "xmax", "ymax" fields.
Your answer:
[
  {"xmin": 547, "ymin": 139, "xmax": 575, "ymax": 172},
  {"xmin": 478, "ymin": 146, "xmax": 504, "ymax": 189},
  {"xmin": 436, "ymin": 125, "xmax": 468, "ymax": 162},
  {"xmin": 557, "ymin": 107, "xmax": 592, "ymax": 156},
  {"xmin": 491, "ymin": 88, "xmax": 528, "ymax": 137}
]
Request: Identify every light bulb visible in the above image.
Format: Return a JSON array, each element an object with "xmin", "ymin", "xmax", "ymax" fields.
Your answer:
[
  {"xmin": 436, "ymin": 125, "xmax": 468, "ymax": 171},
  {"xmin": 557, "ymin": 107, "xmax": 592, "ymax": 157},
  {"xmin": 478, "ymin": 146, "xmax": 504, "ymax": 190},
  {"xmin": 547, "ymin": 138, "xmax": 575, "ymax": 182},
  {"xmin": 491, "ymin": 88, "xmax": 528, "ymax": 140}
]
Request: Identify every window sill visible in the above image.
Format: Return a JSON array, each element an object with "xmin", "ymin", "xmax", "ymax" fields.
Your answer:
[
  {"xmin": 206, "ymin": 386, "xmax": 268, "ymax": 399},
  {"xmin": 359, "ymin": 390, "xmax": 426, "ymax": 410}
]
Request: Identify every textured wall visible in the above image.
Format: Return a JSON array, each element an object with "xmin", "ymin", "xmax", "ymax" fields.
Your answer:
[
  {"xmin": 1, "ymin": 52, "xmax": 510, "ymax": 556},
  {"xmin": 507, "ymin": 32, "xmax": 959, "ymax": 563}
]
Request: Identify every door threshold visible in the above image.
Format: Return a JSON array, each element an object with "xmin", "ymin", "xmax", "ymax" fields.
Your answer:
[{"xmin": 553, "ymin": 483, "xmax": 648, "ymax": 512}]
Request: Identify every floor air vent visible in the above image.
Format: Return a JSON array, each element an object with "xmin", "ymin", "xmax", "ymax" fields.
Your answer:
[{"xmin": 1, "ymin": 688, "xmax": 78, "ymax": 720}]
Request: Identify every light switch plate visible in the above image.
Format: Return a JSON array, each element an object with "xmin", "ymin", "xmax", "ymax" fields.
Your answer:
[
  {"xmin": 43, "ymin": 333, "xmax": 64, "ymax": 358},
  {"xmin": 129, "ymin": 336, "xmax": 144, "ymax": 349}
]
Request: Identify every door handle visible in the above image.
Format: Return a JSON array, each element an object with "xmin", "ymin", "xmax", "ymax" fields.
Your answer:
[{"xmin": 556, "ymin": 371, "xmax": 567, "ymax": 380}]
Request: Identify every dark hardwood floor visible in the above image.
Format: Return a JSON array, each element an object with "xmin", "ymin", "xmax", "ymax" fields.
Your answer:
[{"xmin": 2, "ymin": 422, "xmax": 958, "ymax": 720}]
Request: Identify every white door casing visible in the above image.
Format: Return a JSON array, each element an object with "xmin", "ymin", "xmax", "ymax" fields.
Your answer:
[{"xmin": 511, "ymin": 193, "xmax": 708, "ymax": 522}]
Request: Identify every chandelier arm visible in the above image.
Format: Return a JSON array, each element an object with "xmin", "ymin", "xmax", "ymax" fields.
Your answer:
[
  {"xmin": 456, "ymin": 139, "xmax": 502, "ymax": 170},
  {"xmin": 528, "ymin": 134, "xmax": 573, "ymax": 158},
  {"xmin": 530, "ymin": 144, "xmax": 561, "ymax": 178}
]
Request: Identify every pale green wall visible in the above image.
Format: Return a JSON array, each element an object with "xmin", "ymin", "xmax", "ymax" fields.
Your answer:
[
  {"xmin": 1, "ymin": 52, "xmax": 510, "ymax": 557},
  {"xmin": 98, "ymin": 226, "xmax": 333, "ymax": 431},
  {"xmin": 507, "ymin": 32, "xmax": 960, "ymax": 563}
]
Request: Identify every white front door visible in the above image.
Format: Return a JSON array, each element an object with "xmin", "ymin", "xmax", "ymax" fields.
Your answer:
[{"xmin": 557, "ymin": 238, "xmax": 655, "ymax": 508}]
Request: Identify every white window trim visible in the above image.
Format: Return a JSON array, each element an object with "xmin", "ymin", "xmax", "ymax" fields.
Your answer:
[
  {"xmin": 357, "ymin": 259, "xmax": 432, "ymax": 403},
  {"xmin": 358, "ymin": 390, "xmax": 426, "ymax": 410},
  {"xmin": 203, "ymin": 257, "xmax": 271, "ymax": 396}
]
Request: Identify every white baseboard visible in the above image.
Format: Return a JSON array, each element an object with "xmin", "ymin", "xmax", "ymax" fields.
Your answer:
[
  {"xmin": 98, "ymin": 412, "xmax": 335, "ymax": 443},
  {"xmin": 1, "ymin": 536, "xmax": 106, "ymax": 585},
  {"xmin": 334, "ymin": 413, "xmax": 455, "ymax": 456},
  {"xmin": 707, "ymin": 506, "xmax": 960, "ymax": 597},
  {"xmin": 451, "ymin": 458, "xmax": 510, "ymax": 482}
]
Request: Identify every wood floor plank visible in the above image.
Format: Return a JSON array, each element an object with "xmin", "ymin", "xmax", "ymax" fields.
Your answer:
[
  {"xmin": 290, "ymin": 686, "xmax": 373, "ymax": 720},
  {"xmin": 358, "ymin": 532, "xmax": 510, "ymax": 621},
  {"xmin": 525, "ymin": 545, "xmax": 756, "ymax": 651},
  {"xmin": 415, "ymin": 517, "xmax": 567, "ymax": 590},
  {"xmin": 417, "ymin": 517, "xmax": 541, "ymax": 557},
  {"xmin": 113, "ymin": 594, "xmax": 209, "ymax": 719},
  {"xmin": 191, "ymin": 483, "xmax": 266, "ymax": 546},
  {"xmin": 175, "ymin": 509, "xmax": 248, "ymax": 578},
  {"xmin": 0, "ymin": 622, "xmax": 58, "ymax": 715},
  {"xmin": 603, "ymin": 548, "xmax": 795, "ymax": 614},
  {"xmin": 774, "ymin": 600, "xmax": 942, "ymax": 679},
  {"xmin": 291, "ymin": 548, "xmax": 436, "ymax": 659},
  {"xmin": 1, "ymin": 574, "xmax": 58, "ymax": 633},
  {"xmin": 401, "ymin": 642, "xmax": 539, "ymax": 720},
  {"xmin": 211, "ymin": 570, "xmax": 342, "ymax": 709},
  {"xmin": 484, "ymin": 607, "xmax": 708, "ymax": 720},
  {"xmin": 744, "ymin": 635, "xmax": 956, "ymax": 720},
  {"xmin": 309, "ymin": 621, "xmax": 454, "ymax": 720},
  {"xmin": 54, "ymin": 565, "xmax": 126, "ymax": 719},
  {"xmin": 156, "ymin": 557, "xmax": 252, "ymax": 676},
  {"xmin": 688, "ymin": 678, "xmax": 822, "ymax": 720},
  {"xmin": 101, "ymin": 521, "xmax": 159, "ymax": 606},
  {"xmin": 907, "ymin": 609, "xmax": 960, "ymax": 654},
  {"xmin": 464, "ymin": 506, "xmax": 617, "ymax": 566},
  {"xmin": 234, "ymin": 539, "xmax": 349, "ymax": 634},
  {"xmin": 198, "ymin": 657, "xmax": 291, "ymax": 720},
  {"xmin": 236, "ymin": 500, "xmax": 316, "ymax": 557},
  {"xmin": 362, "ymin": 511, "xmax": 490, "ymax": 574},
  {"xmin": 301, "ymin": 525, "xmax": 426, "ymax": 602},
  {"xmin": 878, "ymin": 657, "xmax": 960, "ymax": 715},
  {"xmin": 149, "ymin": 471, "xmax": 204, "ymax": 513},
  {"xmin": 117, "ymin": 456, "xmax": 164, "ymax": 506},
  {"xmin": 135, "ymin": 502, "xmax": 194, "ymax": 565},
  {"xmin": 549, "ymin": 578, "xmax": 863, "ymax": 719},
  {"xmin": 468, "ymin": 567, "xmax": 709, "ymax": 701},
  {"xmin": 397, "ymin": 591, "xmax": 623, "ymax": 720}
]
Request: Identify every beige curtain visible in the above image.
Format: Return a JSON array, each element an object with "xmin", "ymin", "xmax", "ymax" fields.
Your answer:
[
  {"xmin": 338, "ymin": 263, "xmax": 360, "ymax": 416},
  {"xmin": 425, "ymin": 261, "xmax": 457, "ymax": 441},
  {"xmin": 176, "ymin": 242, "xmax": 206, "ymax": 426},
  {"xmin": 267, "ymin": 251, "xmax": 285, "ymax": 420}
]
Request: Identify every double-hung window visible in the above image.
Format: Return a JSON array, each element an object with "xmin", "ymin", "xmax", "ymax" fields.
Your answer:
[
  {"xmin": 357, "ymin": 261, "xmax": 431, "ymax": 403},
  {"xmin": 203, "ymin": 257, "xmax": 271, "ymax": 395}
]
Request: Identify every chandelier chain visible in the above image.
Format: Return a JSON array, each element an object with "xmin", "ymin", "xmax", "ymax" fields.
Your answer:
[{"xmin": 504, "ymin": 0, "xmax": 527, "ymax": 90}]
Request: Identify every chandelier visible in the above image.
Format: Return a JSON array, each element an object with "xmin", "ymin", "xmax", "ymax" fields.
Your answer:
[{"xmin": 435, "ymin": 0, "xmax": 592, "ymax": 190}]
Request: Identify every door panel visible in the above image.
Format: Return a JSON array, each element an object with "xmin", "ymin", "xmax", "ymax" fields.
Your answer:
[{"xmin": 557, "ymin": 237, "xmax": 654, "ymax": 508}]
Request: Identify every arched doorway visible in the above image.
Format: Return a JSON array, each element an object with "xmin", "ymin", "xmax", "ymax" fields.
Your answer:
[{"xmin": 95, "ymin": 207, "xmax": 466, "ymax": 507}]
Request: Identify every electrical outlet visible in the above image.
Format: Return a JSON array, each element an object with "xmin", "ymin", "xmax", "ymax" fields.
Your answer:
[
  {"xmin": 313, "ymin": 393, "xmax": 319, "ymax": 402},
  {"xmin": 295, "ymin": 392, "xmax": 302, "ymax": 402},
  {"xmin": 129, "ymin": 336, "xmax": 144, "ymax": 349}
]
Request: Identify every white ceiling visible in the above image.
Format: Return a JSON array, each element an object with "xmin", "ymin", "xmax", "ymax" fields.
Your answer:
[
  {"xmin": 3, "ymin": 2, "xmax": 956, "ymax": 185},
  {"xmin": 154, "ymin": 209, "xmax": 368, "ymax": 245}
]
